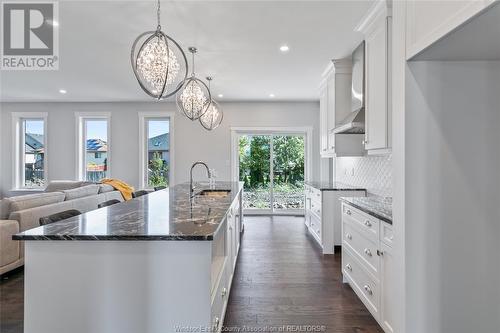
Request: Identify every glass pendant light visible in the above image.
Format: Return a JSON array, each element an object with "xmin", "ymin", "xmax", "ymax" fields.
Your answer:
[
  {"xmin": 176, "ymin": 47, "xmax": 211, "ymax": 120},
  {"xmin": 131, "ymin": 0, "xmax": 188, "ymax": 100},
  {"xmin": 199, "ymin": 77, "xmax": 223, "ymax": 131}
]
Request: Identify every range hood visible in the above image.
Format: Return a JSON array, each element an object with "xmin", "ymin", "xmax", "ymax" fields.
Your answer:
[{"xmin": 333, "ymin": 41, "xmax": 365, "ymax": 134}]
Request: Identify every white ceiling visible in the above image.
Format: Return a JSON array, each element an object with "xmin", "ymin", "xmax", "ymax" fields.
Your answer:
[{"xmin": 0, "ymin": 0, "xmax": 373, "ymax": 102}]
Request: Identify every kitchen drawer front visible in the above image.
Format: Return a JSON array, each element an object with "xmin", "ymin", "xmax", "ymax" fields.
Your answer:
[
  {"xmin": 310, "ymin": 199, "xmax": 322, "ymax": 219},
  {"xmin": 381, "ymin": 222, "xmax": 394, "ymax": 247},
  {"xmin": 343, "ymin": 221, "xmax": 379, "ymax": 276},
  {"xmin": 343, "ymin": 204, "xmax": 379, "ymax": 240},
  {"xmin": 305, "ymin": 185, "xmax": 321, "ymax": 201},
  {"xmin": 309, "ymin": 213, "xmax": 322, "ymax": 243},
  {"xmin": 342, "ymin": 248, "xmax": 380, "ymax": 319},
  {"xmin": 211, "ymin": 262, "xmax": 229, "ymax": 332}
]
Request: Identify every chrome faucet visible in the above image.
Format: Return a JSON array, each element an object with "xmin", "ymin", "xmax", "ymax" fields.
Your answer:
[{"xmin": 190, "ymin": 161, "xmax": 211, "ymax": 198}]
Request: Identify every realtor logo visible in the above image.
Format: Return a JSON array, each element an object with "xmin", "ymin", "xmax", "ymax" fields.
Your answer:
[{"xmin": 1, "ymin": 1, "xmax": 59, "ymax": 70}]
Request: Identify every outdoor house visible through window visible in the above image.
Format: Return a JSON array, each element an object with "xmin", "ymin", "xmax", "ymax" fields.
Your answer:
[
  {"xmin": 22, "ymin": 119, "xmax": 46, "ymax": 188},
  {"xmin": 76, "ymin": 114, "xmax": 111, "ymax": 182},
  {"xmin": 146, "ymin": 119, "xmax": 170, "ymax": 188}
]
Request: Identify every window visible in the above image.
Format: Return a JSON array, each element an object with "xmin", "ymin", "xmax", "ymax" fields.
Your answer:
[
  {"xmin": 76, "ymin": 114, "xmax": 110, "ymax": 182},
  {"xmin": 139, "ymin": 113, "xmax": 173, "ymax": 189},
  {"xmin": 13, "ymin": 113, "xmax": 48, "ymax": 189}
]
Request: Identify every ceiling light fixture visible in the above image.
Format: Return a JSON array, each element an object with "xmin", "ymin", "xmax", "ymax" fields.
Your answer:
[
  {"xmin": 176, "ymin": 47, "xmax": 211, "ymax": 120},
  {"xmin": 218, "ymin": 94, "xmax": 223, "ymax": 98},
  {"xmin": 59, "ymin": 89, "xmax": 67, "ymax": 94},
  {"xmin": 279, "ymin": 45, "xmax": 290, "ymax": 52},
  {"xmin": 131, "ymin": 0, "xmax": 188, "ymax": 100},
  {"xmin": 269, "ymin": 93, "xmax": 275, "ymax": 98},
  {"xmin": 199, "ymin": 77, "xmax": 223, "ymax": 131}
]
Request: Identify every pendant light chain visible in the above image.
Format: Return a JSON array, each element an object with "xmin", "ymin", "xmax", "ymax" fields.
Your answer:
[{"xmin": 156, "ymin": 0, "xmax": 161, "ymax": 31}]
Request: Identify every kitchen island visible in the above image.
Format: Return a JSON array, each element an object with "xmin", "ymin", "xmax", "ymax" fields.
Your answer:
[{"xmin": 14, "ymin": 182, "xmax": 243, "ymax": 333}]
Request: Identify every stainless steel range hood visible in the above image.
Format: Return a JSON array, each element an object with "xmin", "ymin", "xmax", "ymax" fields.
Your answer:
[
  {"xmin": 332, "ymin": 108, "xmax": 365, "ymax": 134},
  {"xmin": 333, "ymin": 41, "xmax": 365, "ymax": 134}
]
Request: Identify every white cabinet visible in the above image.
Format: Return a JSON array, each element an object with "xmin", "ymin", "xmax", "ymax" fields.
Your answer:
[
  {"xmin": 406, "ymin": 0, "xmax": 496, "ymax": 60},
  {"xmin": 341, "ymin": 202, "xmax": 396, "ymax": 333},
  {"xmin": 357, "ymin": 1, "xmax": 392, "ymax": 154},
  {"xmin": 319, "ymin": 60, "xmax": 364, "ymax": 158},
  {"xmin": 305, "ymin": 184, "xmax": 365, "ymax": 254}
]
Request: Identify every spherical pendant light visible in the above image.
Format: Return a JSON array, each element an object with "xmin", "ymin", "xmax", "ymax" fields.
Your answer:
[
  {"xmin": 199, "ymin": 77, "xmax": 223, "ymax": 131},
  {"xmin": 176, "ymin": 47, "xmax": 211, "ymax": 120},
  {"xmin": 131, "ymin": 0, "xmax": 188, "ymax": 100}
]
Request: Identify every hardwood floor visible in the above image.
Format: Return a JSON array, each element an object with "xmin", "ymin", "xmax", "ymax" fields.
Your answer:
[
  {"xmin": 0, "ymin": 216, "xmax": 383, "ymax": 333},
  {"xmin": 224, "ymin": 216, "xmax": 383, "ymax": 333}
]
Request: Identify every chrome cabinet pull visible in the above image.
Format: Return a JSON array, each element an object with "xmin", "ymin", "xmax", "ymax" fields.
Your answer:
[
  {"xmin": 221, "ymin": 287, "xmax": 227, "ymax": 298},
  {"xmin": 346, "ymin": 209, "xmax": 352, "ymax": 215},
  {"xmin": 377, "ymin": 249, "xmax": 384, "ymax": 256},
  {"xmin": 364, "ymin": 220, "xmax": 372, "ymax": 227},
  {"xmin": 346, "ymin": 233, "xmax": 352, "ymax": 240},
  {"xmin": 364, "ymin": 285, "xmax": 373, "ymax": 295},
  {"xmin": 364, "ymin": 248, "xmax": 372, "ymax": 257},
  {"xmin": 345, "ymin": 263, "xmax": 352, "ymax": 271}
]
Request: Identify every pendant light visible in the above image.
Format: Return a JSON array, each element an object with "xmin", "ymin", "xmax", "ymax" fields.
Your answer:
[
  {"xmin": 199, "ymin": 77, "xmax": 223, "ymax": 131},
  {"xmin": 131, "ymin": 0, "xmax": 188, "ymax": 100},
  {"xmin": 176, "ymin": 47, "xmax": 211, "ymax": 120}
]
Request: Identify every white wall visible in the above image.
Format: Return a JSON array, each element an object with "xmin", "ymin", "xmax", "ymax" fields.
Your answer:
[
  {"xmin": 405, "ymin": 61, "xmax": 500, "ymax": 333},
  {"xmin": 0, "ymin": 101, "xmax": 320, "ymax": 197}
]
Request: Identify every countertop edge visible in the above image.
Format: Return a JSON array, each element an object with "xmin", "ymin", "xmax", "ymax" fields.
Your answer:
[{"xmin": 339, "ymin": 198, "xmax": 393, "ymax": 225}]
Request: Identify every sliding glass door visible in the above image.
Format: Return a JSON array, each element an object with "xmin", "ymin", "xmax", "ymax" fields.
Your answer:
[{"xmin": 238, "ymin": 133, "xmax": 305, "ymax": 214}]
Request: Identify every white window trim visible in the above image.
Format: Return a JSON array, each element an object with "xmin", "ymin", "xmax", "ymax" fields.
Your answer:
[
  {"xmin": 11, "ymin": 112, "xmax": 48, "ymax": 190},
  {"xmin": 230, "ymin": 126, "xmax": 313, "ymax": 183},
  {"xmin": 138, "ymin": 111, "xmax": 175, "ymax": 189},
  {"xmin": 75, "ymin": 112, "xmax": 112, "ymax": 182}
]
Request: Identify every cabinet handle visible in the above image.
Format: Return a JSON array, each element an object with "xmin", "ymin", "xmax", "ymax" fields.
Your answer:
[
  {"xmin": 364, "ymin": 220, "xmax": 372, "ymax": 227},
  {"xmin": 363, "ymin": 285, "xmax": 373, "ymax": 295},
  {"xmin": 389, "ymin": 235, "xmax": 394, "ymax": 241},
  {"xmin": 213, "ymin": 317, "xmax": 220, "ymax": 331},
  {"xmin": 345, "ymin": 263, "xmax": 352, "ymax": 271},
  {"xmin": 346, "ymin": 209, "xmax": 352, "ymax": 216},
  {"xmin": 377, "ymin": 249, "xmax": 384, "ymax": 256},
  {"xmin": 346, "ymin": 233, "xmax": 352, "ymax": 240},
  {"xmin": 221, "ymin": 287, "xmax": 227, "ymax": 298},
  {"xmin": 364, "ymin": 248, "xmax": 372, "ymax": 257}
]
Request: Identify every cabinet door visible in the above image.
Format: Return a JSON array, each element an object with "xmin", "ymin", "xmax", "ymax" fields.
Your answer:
[
  {"xmin": 406, "ymin": 0, "xmax": 494, "ymax": 59},
  {"xmin": 319, "ymin": 85, "xmax": 329, "ymax": 154},
  {"xmin": 326, "ymin": 75, "xmax": 336, "ymax": 152},
  {"xmin": 380, "ymin": 241, "xmax": 396, "ymax": 333},
  {"xmin": 365, "ymin": 16, "xmax": 388, "ymax": 151}
]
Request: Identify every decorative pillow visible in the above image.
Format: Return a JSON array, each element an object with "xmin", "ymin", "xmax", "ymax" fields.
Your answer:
[
  {"xmin": 2, "ymin": 192, "xmax": 66, "ymax": 217},
  {"xmin": 98, "ymin": 184, "xmax": 115, "ymax": 193},
  {"xmin": 44, "ymin": 180, "xmax": 93, "ymax": 193},
  {"xmin": 63, "ymin": 184, "xmax": 100, "ymax": 201}
]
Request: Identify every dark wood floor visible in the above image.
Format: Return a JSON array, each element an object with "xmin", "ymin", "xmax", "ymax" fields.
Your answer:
[
  {"xmin": 224, "ymin": 216, "xmax": 383, "ymax": 332},
  {"xmin": 0, "ymin": 216, "xmax": 382, "ymax": 333}
]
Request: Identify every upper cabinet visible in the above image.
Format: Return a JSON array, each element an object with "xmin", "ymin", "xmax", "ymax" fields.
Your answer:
[
  {"xmin": 319, "ymin": 60, "xmax": 364, "ymax": 158},
  {"xmin": 356, "ymin": 1, "xmax": 392, "ymax": 154},
  {"xmin": 406, "ymin": 0, "xmax": 497, "ymax": 60}
]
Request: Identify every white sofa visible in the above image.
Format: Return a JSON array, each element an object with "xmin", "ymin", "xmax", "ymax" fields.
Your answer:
[{"xmin": 0, "ymin": 181, "xmax": 124, "ymax": 275}]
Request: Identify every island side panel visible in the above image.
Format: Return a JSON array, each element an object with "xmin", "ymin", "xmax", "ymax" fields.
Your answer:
[{"xmin": 24, "ymin": 240, "xmax": 212, "ymax": 333}]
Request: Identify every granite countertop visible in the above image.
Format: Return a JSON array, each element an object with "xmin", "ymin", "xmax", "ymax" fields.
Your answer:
[
  {"xmin": 305, "ymin": 180, "xmax": 366, "ymax": 192},
  {"xmin": 339, "ymin": 196, "xmax": 392, "ymax": 224},
  {"xmin": 13, "ymin": 182, "xmax": 242, "ymax": 241}
]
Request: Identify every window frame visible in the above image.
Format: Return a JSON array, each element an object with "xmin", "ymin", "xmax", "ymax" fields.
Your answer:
[
  {"xmin": 138, "ymin": 112, "xmax": 175, "ymax": 189},
  {"xmin": 12, "ymin": 112, "xmax": 48, "ymax": 190},
  {"xmin": 75, "ymin": 112, "xmax": 111, "ymax": 182}
]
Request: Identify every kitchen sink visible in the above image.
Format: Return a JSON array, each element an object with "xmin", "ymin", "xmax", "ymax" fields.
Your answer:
[{"xmin": 196, "ymin": 189, "xmax": 231, "ymax": 197}]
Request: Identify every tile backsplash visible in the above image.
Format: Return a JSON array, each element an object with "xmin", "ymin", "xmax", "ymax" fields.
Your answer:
[{"xmin": 335, "ymin": 154, "xmax": 392, "ymax": 198}]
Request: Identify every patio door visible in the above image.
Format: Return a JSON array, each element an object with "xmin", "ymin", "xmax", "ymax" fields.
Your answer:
[{"xmin": 235, "ymin": 130, "xmax": 308, "ymax": 215}]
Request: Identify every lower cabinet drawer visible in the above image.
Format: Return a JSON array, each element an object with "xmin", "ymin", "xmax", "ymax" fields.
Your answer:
[
  {"xmin": 310, "ymin": 199, "xmax": 322, "ymax": 218},
  {"xmin": 310, "ymin": 213, "xmax": 322, "ymax": 241},
  {"xmin": 342, "ymin": 248, "xmax": 380, "ymax": 319},
  {"xmin": 343, "ymin": 221, "xmax": 379, "ymax": 276},
  {"xmin": 211, "ymin": 262, "xmax": 229, "ymax": 332}
]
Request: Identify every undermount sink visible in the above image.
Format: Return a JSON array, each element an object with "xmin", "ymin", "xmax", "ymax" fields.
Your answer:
[{"xmin": 196, "ymin": 189, "xmax": 231, "ymax": 197}]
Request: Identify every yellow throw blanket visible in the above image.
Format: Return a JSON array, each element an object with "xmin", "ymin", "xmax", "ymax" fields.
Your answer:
[{"xmin": 101, "ymin": 178, "xmax": 135, "ymax": 201}]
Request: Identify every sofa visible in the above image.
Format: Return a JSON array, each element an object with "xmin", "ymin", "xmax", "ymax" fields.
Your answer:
[{"xmin": 0, "ymin": 181, "xmax": 124, "ymax": 275}]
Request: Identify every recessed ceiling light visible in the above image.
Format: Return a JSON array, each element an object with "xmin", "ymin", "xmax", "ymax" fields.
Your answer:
[
  {"xmin": 48, "ymin": 19, "xmax": 59, "ymax": 27},
  {"xmin": 279, "ymin": 45, "xmax": 290, "ymax": 52},
  {"xmin": 218, "ymin": 94, "xmax": 223, "ymax": 98},
  {"xmin": 59, "ymin": 89, "xmax": 67, "ymax": 94},
  {"xmin": 269, "ymin": 93, "xmax": 275, "ymax": 98}
]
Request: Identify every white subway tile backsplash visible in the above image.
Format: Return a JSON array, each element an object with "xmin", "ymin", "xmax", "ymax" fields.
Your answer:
[{"xmin": 335, "ymin": 154, "xmax": 392, "ymax": 198}]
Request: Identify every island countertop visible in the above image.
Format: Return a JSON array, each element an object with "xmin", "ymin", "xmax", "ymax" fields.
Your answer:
[{"xmin": 13, "ymin": 181, "xmax": 242, "ymax": 241}]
